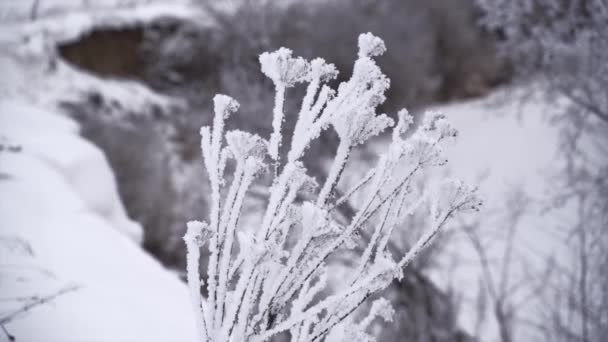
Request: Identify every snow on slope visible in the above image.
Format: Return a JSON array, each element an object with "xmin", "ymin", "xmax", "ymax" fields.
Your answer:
[
  {"xmin": 0, "ymin": 3, "xmax": 205, "ymax": 340},
  {"xmin": 426, "ymin": 87, "xmax": 573, "ymax": 341},
  {"xmin": 0, "ymin": 100, "xmax": 198, "ymax": 342}
]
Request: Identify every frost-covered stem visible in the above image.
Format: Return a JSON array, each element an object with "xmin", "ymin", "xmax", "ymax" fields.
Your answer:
[
  {"xmin": 201, "ymin": 96, "xmax": 239, "ymax": 333},
  {"xmin": 274, "ymin": 232, "xmax": 314, "ymax": 294},
  {"xmin": 215, "ymin": 162, "xmax": 245, "ymax": 328},
  {"xmin": 233, "ymin": 270, "xmax": 262, "ymax": 341},
  {"xmin": 254, "ymin": 264, "xmax": 387, "ymax": 342},
  {"xmin": 218, "ymin": 160, "xmax": 259, "ymax": 335},
  {"xmin": 269, "ymin": 84, "xmax": 286, "ymax": 162},
  {"xmin": 0, "ymin": 284, "xmax": 81, "ymax": 326},
  {"xmin": 258, "ymin": 164, "xmax": 295, "ymax": 240},
  {"xmin": 228, "ymin": 252, "xmax": 246, "ymax": 281},
  {"xmin": 219, "ymin": 163, "xmax": 244, "ymax": 240},
  {"xmin": 317, "ymin": 141, "xmax": 352, "ymax": 207},
  {"xmin": 265, "ymin": 182, "xmax": 300, "ymax": 239},
  {"xmin": 255, "ymin": 228, "xmax": 316, "ymax": 324},
  {"xmin": 308, "ymin": 215, "xmax": 455, "ymax": 341},
  {"xmin": 279, "ymin": 191, "xmax": 378, "ymax": 304},
  {"xmin": 292, "ymin": 78, "xmax": 320, "ymax": 140},
  {"xmin": 218, "ymin": 264, "xmax": 257, "ymax": 341},
  {"xmin": 184, "ymin": 225, "xmax": 209, "ymax": 342},
  {"xmin": 311, "ymin": 293, "xmax": 369, "ymax": 342},
  {"xmin": 200, "ymin": 135, "xmax": 221, "ymax": 332},
  {"xmin": 356, "ymin": 163, "xmax": 423, "ymax": 228},
  {"xmin": 291, "ymin": 273, "xmax": 314, "ymax": 314},
  {"xmin": 312, "ymin": 237, "xmax": 435, "ymax": 342},
  {"xmin": 396, "ymin": 206, "xmax": 458, "ymax": 270},
  {"xmin": 283, "ymin": 165, "xmax": 419, "ymax": 303},
  {"xmin": 377, "ymin": 187, "xmax": 415, "ymax": 255},
  {"xmin": 206, "ymin": 236, "xmax": 218, "ymax": 333},
  {"xmin": 288, "ymin": 85, "xmax": 333, "ymax": 162},
  {"xmin": 256, "ymin": 244, "xmax": 307, "ymax": 322},
  {"xmin": 292, "ymin": 273, "xmax": 325, "ymax": 341},
  {"xmin": 351, "ymin": 200, "xmax": 393, "ymax": 285},
  {"xmin": 329, "ymin": 169, "xmax": 376, "ymax": 211}
]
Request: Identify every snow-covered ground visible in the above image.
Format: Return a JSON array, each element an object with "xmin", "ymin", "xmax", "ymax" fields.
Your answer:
[
  {"xmin": 0, "ymin": 101, "xmax": 198, "ymax": 342},
  {"xmin": 0, "ymin": 3, "xmax": 202, "ymax": 341}
]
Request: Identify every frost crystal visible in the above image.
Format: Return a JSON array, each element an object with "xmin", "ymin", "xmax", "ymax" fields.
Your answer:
[
  {"xmin": 184, "ymin": 33, "xmax": 479, "ymax": 342},
  {"xmin": 358, "ymin": 32, "xmax": 387, "ymax": 58},
  {"xmin": 225, "ymin": 130, "xmax": 267, "ymax": 162},
  {"xmin": 213, "ymin": 94, "xmax": 239, "ymax": 118},
  {"xmin": 259, "ymin": 47, "xmax": 310, "ymax": 88},
  {"xmin": 309, "ymin": 58, "xmax": 339, "ymax": 83}
]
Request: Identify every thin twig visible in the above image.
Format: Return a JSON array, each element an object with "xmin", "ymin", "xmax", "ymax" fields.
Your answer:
[{"xmin": 0, "ymin": 284, "xmax": 81, "ymax": 325}]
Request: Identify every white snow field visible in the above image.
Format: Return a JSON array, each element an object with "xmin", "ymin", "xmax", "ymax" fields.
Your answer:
[
  {"xmin": 0, "ymin": 2, "xmax": 202, "ymax": 341},
  {"xmin": 0, "ymin": 100, "xmax": 198, "ymax": 342}
]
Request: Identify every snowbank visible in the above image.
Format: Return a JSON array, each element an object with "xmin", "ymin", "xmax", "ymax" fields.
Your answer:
[{"xmin": 0, "ymin": 100, "xmax": 197, "ymax": 342}]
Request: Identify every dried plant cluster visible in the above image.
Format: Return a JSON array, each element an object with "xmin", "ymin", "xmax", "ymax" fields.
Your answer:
[{"xmin": 183, "ymin": 33, "xmax": 480, "ymax": 342}]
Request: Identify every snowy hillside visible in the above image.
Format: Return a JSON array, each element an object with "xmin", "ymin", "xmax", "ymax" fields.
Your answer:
[
  {"xmin": 429, "ymin": 88, "xmax": 572, "ymax": 341},
  {"xmin": 0, "ymin": 101, "xmax": 198, "ymax": 342},
  {"xmin": 0, "ymin": 3, "xmax": 202, "ymax": 341},
  {"xmin": 0, "ymin": 100, "xmax": 198, "ymax": 342}
]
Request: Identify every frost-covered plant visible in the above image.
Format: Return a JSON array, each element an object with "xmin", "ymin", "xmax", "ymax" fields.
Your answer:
[{"xmin": 184, "ymin": 33, "xmax": 480, "ymax": 342}]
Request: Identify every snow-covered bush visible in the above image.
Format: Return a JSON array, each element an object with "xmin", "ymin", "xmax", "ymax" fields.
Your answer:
[{"xmin": 184, "ymin": 33, "xmax": 480, "ymax": 342}]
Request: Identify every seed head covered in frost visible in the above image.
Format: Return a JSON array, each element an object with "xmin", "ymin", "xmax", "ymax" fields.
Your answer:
[
  {"xmin": 213, "ymin": 94, "xmax": 239, "ymax": 118},
  {"xmin": 183, "ymin": 32, "xmax": 479, "ymax": 342},
  {"xmin": 259, "ymin": 47, "xmax": 310, "ymax": 88},
  {"xmin": 392, "ymin": 109, "xmax": 414, "ymax": 140},
  {"xmin": 261, "ymin": 48, "xmax": 311, "ymax": 161},
  {"xmin": 358, "ymin": 32, "xmax": 387, "ymax": 58},
  {"xmin": 423, "ymin": 111, "xmax": 458, "ymax": 140},
  {"xmin": 287, "ymin": 161, "xmax": 318, "ymax": 196},
  {"xmin": 429, "ymin": 179, "xmax": 482, "ymax": 222},
  {"xmin": 225, "ymin": 130, "xmax": 268, "ymax": 162},
  {"xmin": 184, "ymin": 220, "xmax": 214, "ymax": 247},
  {"xmin": 329, "ymin": 42, "xmax": 392, "ymax": 146},
  {"xmin": 309, "ymin": 58, "xmax": 339, "ymax": 83}
]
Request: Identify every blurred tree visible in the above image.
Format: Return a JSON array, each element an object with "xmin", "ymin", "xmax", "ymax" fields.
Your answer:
[{"xmin": 478, "ymin": 1, "xmax": 608, "ymax": 341}]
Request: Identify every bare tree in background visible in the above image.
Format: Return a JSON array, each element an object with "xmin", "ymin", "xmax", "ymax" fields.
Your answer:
[
  {"xmin": 461, "ymin": 187, "xmax": 557, "ymax": 342},
  {"xmin": 478, "ymin": 1, "xmax": 608, "ymax": 341}
]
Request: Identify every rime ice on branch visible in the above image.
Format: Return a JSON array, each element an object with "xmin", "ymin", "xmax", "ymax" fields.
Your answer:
[{"xmin": 184, "ymin": 32, "xmax": 480, "ymax": 342}]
